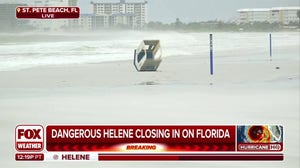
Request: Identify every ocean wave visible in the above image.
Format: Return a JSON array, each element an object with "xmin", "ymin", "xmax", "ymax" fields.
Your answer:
[{"xmin": 0, "ymin": 32, "xmax": 299, "ymax": 71}]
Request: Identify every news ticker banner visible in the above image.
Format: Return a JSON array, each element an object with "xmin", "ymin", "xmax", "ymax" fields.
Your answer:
[
  {"xmin": 16, "ymin": 6, "xmax": 80, "ymax": 19},
  {"xmin": 15, "ymin": 125, "xmax": 284, "ymax": 161}
]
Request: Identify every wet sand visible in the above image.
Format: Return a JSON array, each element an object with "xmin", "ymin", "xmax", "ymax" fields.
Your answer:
[{"xmin": 0, "ymin": 47, "xmax": 299, "ymax": 167}]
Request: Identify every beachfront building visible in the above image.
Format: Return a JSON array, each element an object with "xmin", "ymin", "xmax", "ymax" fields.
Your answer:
[
  {"xmin": 110, "ymin": 13, "xmax": 136, "ymax": 28},
  {"xmin": 0, "ymin": 2, "xmax": 30, "ymax": 30},
  {"xmin": 91, "ymin": 0, "xmax": 147, "ymax": 29},
  {"xmin": 237, "ymin": 8, "xmax": 270, "ymax": 23},
  {"xmin": 237, "ymin": 7, "xmax": 300, "ymax": 24},
  {"xmin": 270, "ymin": 7, "xmax": 300, "ymax": 24},
  {"xmin": 69, "ymin": 13, "xmax": 135, "ymax": 31},
  {"xmin": 69, "ymin": 14, "xmax": 97, "ymax": 31},
  {"xmin": 27, "ymin": 0, "xmax": 78, "ymax": 6},
  {"xmin": 68, "ymin": 0, "xmax": 78, "ymax": 6}
]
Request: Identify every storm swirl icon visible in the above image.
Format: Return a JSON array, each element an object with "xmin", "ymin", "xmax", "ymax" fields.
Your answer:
[{"xmin": 237, "ymin": 125, "xmax": 283, "ymax": 143}]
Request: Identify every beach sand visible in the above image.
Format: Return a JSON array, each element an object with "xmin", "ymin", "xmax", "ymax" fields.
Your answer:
[{"xmin": 0, "ymin": 43, "xmax": 299, "ymax": 167}]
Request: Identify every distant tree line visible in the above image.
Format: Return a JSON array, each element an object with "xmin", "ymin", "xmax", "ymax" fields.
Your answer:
[{"xmin": 146, "ymin": 18, "xmax": 300, "ymax": 32}]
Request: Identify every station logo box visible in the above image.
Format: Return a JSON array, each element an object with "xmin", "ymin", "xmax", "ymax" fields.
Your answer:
[{"xmin": 15, "ymin": 125, "xmax": 44, "ymax": 152}]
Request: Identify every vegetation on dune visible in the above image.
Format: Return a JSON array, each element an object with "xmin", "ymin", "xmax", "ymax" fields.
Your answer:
[{"xmin": 146, "ymin": 18, "xmax": 300, "ymax": 32}]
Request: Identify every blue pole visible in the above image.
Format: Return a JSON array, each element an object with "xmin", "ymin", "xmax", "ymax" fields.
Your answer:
[
  {"xmin": 269, "ymin": 33, "xmax": 272, "ymax": 61},
  {"xmin": 210, "ymin": 34, "xmax": 214, "ymax": 75}
]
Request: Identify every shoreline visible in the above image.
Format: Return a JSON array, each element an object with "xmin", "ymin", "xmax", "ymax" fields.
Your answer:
[{"xmin": 0, "ymin": 53, "xmax": 298, "ymax": 88}]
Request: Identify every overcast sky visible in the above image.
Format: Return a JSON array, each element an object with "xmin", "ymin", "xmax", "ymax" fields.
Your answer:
[{"xmin": 79, "ymin": 0, "xmax": 300, "ymax": 22}]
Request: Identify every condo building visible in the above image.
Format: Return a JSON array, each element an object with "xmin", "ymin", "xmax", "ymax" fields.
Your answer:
[
  {"xmin": 91, "ymin": 0, "xmax": 148, "ymax": 29},
  {"xmin": 237, "ymin": 7, "xmax": 300, "ymax": 24}
]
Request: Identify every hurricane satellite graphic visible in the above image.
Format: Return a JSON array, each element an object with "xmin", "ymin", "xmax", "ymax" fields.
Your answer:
[{"xmin": 237, "ymin": 125, "xmax": 283, "ymax": 143}]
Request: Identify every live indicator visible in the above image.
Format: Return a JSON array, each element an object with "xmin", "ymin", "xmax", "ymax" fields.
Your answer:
[{"xmin": 16, "ymin": 6, "xmax": 80, "ymax": 19}]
